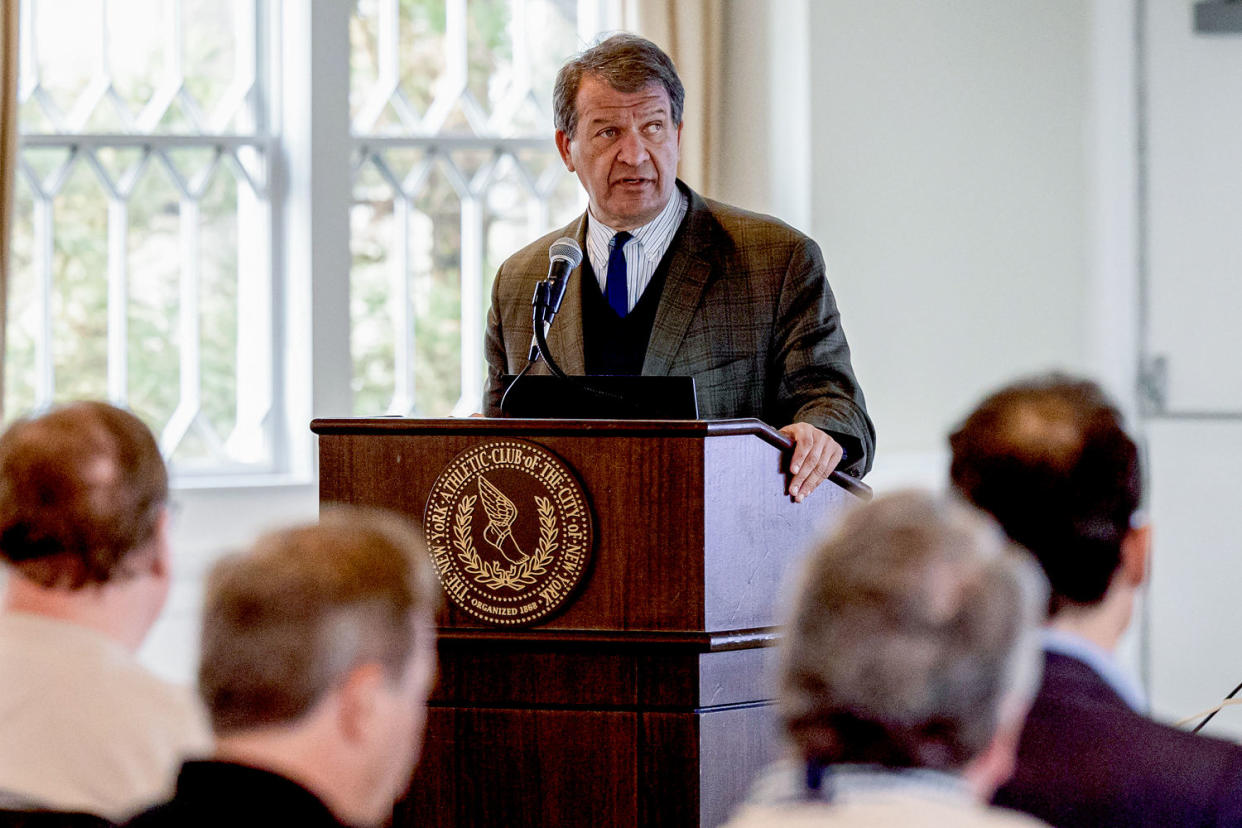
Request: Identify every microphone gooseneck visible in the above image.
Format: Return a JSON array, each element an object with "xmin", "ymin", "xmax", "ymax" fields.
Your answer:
[{"xmin": 528, "ymin": 237, "xmax": 583, "ymax": 364}]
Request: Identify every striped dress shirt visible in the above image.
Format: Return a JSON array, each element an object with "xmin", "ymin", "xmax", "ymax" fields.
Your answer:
[{"xmin": 585, "ymin": 190, "xmax": 689, "ymax": 314}]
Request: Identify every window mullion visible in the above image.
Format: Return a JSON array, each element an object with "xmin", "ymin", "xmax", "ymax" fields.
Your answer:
[{"xmin": 283, "ymin": 0, "xmax": 353, "ymax": 433}]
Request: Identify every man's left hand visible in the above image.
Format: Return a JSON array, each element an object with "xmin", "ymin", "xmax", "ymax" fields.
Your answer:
[{"xmin": 778, "ymin": 422, "xmax": 844, "ymax": 503}]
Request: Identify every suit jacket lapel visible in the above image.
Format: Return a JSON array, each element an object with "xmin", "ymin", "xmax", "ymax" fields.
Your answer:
[
  {"xmin": 544, "ymin": 211, "xmax": 590, "ymax": 375},
  {"xmin": 642, "ymin": 188, "xmax": 714, "ymax": 377}
]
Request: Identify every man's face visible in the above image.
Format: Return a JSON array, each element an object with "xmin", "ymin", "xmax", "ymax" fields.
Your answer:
[{"xmin": 555, "ymin": 75, "xmax": 682, "ymax": 231}]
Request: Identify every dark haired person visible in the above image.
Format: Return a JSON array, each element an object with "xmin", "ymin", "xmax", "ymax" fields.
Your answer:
[
  {"xmin": 723, "ymin": 491, "xmax": 1049, "ymax": 826},
  {"xmin": 0, "ymin": 402, "xmax": 210, "ymax": 820},
  {"xmin": 483, "ymin": 33, "xmax": 874, "ymax": 499},
  {"xmin": 950, "ymin": 375, "xmax": 1242, "ymax": 827},
  {"xmin": 124, "ymin": 508, "xmax": 438, "ymax": 828}
]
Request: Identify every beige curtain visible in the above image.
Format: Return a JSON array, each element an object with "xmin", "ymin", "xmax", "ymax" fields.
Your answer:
[
  {"xmin": 0, "ymin": 0, "xmax": 17, "ymax": 418},
  {"xmin": 627, "ymin": 0, "xmax": 724, "ymax": 198}
]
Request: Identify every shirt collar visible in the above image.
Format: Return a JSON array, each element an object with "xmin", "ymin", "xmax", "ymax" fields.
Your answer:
[
  {"xmin": 586, "ymin": 187, "xmax": 687, "ymax": 264},
  {"xmin": 1042, "ymin": 626, "xmax": 1148, "ymax": 712},
  {"xmin": 744, "ymin": 759, "xmax": 973, "ymax": 807}
]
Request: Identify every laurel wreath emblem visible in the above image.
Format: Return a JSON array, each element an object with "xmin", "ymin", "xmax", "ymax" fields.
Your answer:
[{"xmin": 454, "ymin": 494, "xmax": 558, "ymax": 591}]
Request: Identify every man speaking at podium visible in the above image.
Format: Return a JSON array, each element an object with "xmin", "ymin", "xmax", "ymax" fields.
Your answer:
[{"xmin": 483, "ymin": 34, "xmax": 874, "ymax": 499}]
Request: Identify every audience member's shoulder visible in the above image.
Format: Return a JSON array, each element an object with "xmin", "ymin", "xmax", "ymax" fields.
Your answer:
[
  {"xmin": 1010, "ymin": 670, "xmax": 1242, "ymax": 825},
  {"xmin": 1042, "ymin": 662, "xmax": 1242, "ymax": 769}
]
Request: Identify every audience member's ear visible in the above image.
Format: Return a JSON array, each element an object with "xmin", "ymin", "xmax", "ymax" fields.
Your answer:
[
  {"xmin": 964, "ymin": 708, "xmax": 1025, "ymax": 801},
  {"xmin": 150, "ymin": 507, "xmax": 172, "ymax": 579},
  {"xmin": 1120, "ymin": 523, "xmax": 1151, "ymax": 588},
  {"xmin": 337, "ymin": 662, "xmax": 387, "ymax": 746}
]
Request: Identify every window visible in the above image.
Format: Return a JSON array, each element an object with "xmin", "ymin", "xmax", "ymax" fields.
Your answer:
[
  {"xmin": 349, "ymin": 0, "xmax": 616, "ymax": 416},
  {"xmin": 6, "ymin": 0, "xmax": 617, "ymax": 475},
  {"xmin": 9, "ymin": 0, "xmax": 275, "ymax": 473}
]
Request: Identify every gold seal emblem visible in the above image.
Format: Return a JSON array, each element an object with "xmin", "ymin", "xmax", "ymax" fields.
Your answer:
[{"xmin": 423, "ymin": 440, "xmax": 593, "ymax": 625}]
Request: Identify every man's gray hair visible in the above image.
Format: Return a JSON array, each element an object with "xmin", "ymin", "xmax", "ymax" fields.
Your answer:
[
  {"xmin": 199, "ymin": 507, "xmax": 438, "ymax": 734},
  {"xmin": 780, "ymin": 490, "xmax": 1046, "ymax": 771},
  {"xmin": 553, "ymin": 33, "xmax": 685, "ymax": 138}
]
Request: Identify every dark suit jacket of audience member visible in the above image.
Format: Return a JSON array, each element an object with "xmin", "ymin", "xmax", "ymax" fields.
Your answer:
[
  {"xmin": 122, "ymin": 762, "xmax": 347, "ymax": 828},
  {"xmin": 994, "ymin": 651, "xmax": 1242, "ymax": 827}
]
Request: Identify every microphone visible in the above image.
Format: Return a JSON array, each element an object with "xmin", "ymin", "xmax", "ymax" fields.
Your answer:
[
  {"xmin": 529, "ymin": 237, "xmax": 583, "ymax": 362},
  {"xmin": 541, "ymin": 237, "xmax": 583, "ymax": 325}
]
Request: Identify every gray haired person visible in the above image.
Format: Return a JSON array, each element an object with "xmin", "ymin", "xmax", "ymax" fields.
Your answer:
[
  {"xmin": 125, "ymin": 508, "xmax": 439, "ymax": 828},
  {"xmin": 723, "ymin": 491, "xmax": 1051, "ymax": 827}
]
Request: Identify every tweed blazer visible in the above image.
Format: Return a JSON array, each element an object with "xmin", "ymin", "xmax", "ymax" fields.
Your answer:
[
  {"xmin": 993, "ymin": 651, "xmax": 1242, "ymax": 827},
  {"xmin": 483, "ymin": 182, "xmax": 875, "ymax": 477}
]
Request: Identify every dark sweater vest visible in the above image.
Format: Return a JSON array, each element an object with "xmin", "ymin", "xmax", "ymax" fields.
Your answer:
[{"xmin": 582, "ymin": 248, "xmax": 676, "ymax": 375}]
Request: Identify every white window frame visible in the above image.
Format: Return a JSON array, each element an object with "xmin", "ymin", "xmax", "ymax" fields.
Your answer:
[
  {"xmin": 14, "ymin": 0, "xmax": 284, "ymax": 482},
  {"xmin": 347, "ymin": 0, "xmax": 618, "ymax": 418},
  {"xmin": 11, "ymin": 0, "xmax": 618, "ymax": 492}
]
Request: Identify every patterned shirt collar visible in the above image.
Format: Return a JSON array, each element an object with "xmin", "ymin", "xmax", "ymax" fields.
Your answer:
[{"xmin": 585, "ymin": 187, "xmax": 688, "ymax": 270}]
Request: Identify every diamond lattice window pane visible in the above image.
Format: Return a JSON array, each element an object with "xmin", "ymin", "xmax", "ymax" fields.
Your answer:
[
  {"xmin": 483, "ymin": 154, "xmax": 540, "ymax": 313},
  {"xmin": 410, "ymin": 163, "xmax": 465, "ymax": 416},
  {"xmin": 21, "ymin": 147, "xmax": 74, "ymax": 194},
  {"xmin": 196, "ymin": 167, "xmax": 242, "ymax": 446},
  {"xmin": 351, "ymin": 161, "xmax": 399, "ymax": 415},
  {"xmin": 30, "ymin": 0, "xmax": 104, "ymax": 130},
  {"xmin": 398, "ymin": 0, "xmax": 448, "ymax": 121},
  {"xmin": 94, "ymin": 147, "xmax": 147, "ymax": 192},
  {"xmin": 125, "ymin": 161, "xmax": 185, "ymax": 434},
  {"xmin": 50, "ymin": 164, "xmax": 110, "ymax": 404},
  {"xmin": 351, "ymin": 0, "xmax": 447, "ymax": 134},
  {"xmin": 466, "ymin": 0, "xmax": 514, "ymax": 122},
  {"xmin": 107, "ymin": 0, "xmax": 172, "ymax": 121},
  {"xmin": 522, "ymin": 0, "xmax": 578, "ymax": 126},
  {"xmin": 181, "ymin": 0, "xmax": 252, "ymax": 132},
  {"xmin": 4, "ymin": 179, "xmax": 39, "ymax": 416}
]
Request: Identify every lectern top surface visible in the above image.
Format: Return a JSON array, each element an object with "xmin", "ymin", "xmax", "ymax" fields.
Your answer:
[
  {"xmin": 310, "ymin": 416, "xmax": 777, "ymax": 441},
  {"xmin": 310, "ymin": 417, "xmax": 872, "ymax": 500}
]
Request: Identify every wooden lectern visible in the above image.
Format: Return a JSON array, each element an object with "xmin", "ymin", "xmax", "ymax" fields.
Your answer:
[{"xmin": 311, "ymin": 417, "xmax": 865, "ymax": 828}]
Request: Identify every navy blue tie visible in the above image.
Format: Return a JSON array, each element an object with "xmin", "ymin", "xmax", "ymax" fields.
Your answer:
[{"xmin": 606, "ymin": 231, "xmax": 632, "ymax": 318}]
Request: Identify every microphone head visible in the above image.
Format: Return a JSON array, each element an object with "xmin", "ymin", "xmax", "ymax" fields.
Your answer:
[{"xmin": 549, "ymin": 237, "xmax": 583, "ymax": 269}]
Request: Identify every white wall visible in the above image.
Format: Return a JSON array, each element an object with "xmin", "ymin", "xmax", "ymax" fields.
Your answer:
[
  {"xmin": 1141, "ymin": 0, "xmax": 1242, "ymax": 739},
  {"xmin": 808, "ymin": 1, "xmax": 1091, "ymax": 466},
  {"xmin": 139, "ymin": 483, "xmax": 318, "ymax": 682},
  {"xmin": 718, "ymin": 1, "xmax": 1093, "ymax": 491},
  {"xmin": 716, "ymin": 0, "xmax": 1242, "ymax": 740}
]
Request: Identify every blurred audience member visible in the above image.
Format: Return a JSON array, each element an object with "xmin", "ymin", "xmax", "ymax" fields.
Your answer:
[
  {"xmin": 0, "ymin": 402, "xmax": 209, "ymax": 821},
  {"xmin": 124, "ymin": 508, "xmax": 438, "ymax": 828},
  {"xmin": 723, "ymin": 491, "xmax": 1049, "ymax": 827},
  {"xmin": 951, "ymin": 374, "xmax": 1242, "ymax": 826}
]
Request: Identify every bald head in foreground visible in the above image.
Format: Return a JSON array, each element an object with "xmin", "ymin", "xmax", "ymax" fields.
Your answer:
[
  {"xmin": 951, "ymin": 374, "xmax": 1242, "ymax": 827},
  {"xmin": 723, "ymin": 491, "xmax": 1051, "ymax": 827},
  {"xmin": 125, "ymin": 508, "xmax": 439, "ymax": 828},
  {"xmin": 0, "ymin": 402, "xmax": 209, "ymax": 820}
]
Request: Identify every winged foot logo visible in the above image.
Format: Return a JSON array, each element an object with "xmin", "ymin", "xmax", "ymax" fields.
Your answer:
[{"xmin": 423, "ymin": 440, "xmax": 593, "ymax": 625}]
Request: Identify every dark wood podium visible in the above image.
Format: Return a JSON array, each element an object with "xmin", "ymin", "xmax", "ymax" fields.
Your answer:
[{"xmin": 311, "ymin": 417, "xmax": 865, "ymax": 828}]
